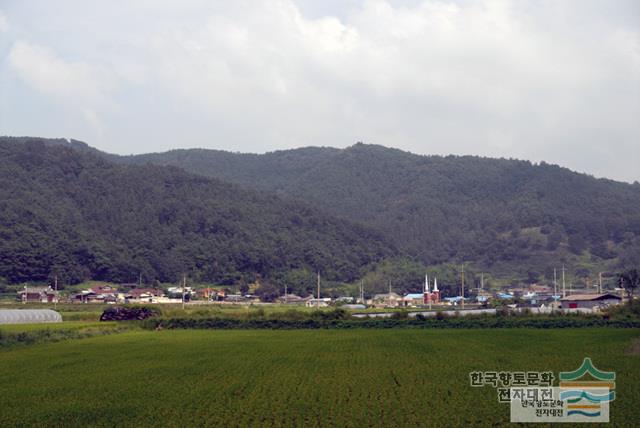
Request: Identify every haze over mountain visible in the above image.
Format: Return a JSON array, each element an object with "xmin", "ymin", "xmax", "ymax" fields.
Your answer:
[{"xmin": 0, "ymin": 137, "xmax": 392, "ymax": 289}]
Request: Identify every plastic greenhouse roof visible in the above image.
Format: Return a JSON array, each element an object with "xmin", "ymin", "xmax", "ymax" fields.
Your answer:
[{"xmin": 0, "ymin": 309, "xmax": 63, "ymax": 325}]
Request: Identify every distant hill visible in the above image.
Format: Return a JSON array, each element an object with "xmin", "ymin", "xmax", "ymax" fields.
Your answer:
[
  {"xmin": 0, "ymin": 138, "xmax": 393, "ymax": 289},
  {"xmin": 122, "ymin": 142, "xmax": 640, "ymax": 283},
  {"xmin": 4, "ymin": 138, "xmax": 640, "ymax": 289}
]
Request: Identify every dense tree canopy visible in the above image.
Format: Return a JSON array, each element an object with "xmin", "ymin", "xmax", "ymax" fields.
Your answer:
[
  {"xmin": 3, "ymin": 137, "xmax": 639, "ymax": 289},
  {"xmin": 122, "ymin": 142, "xmax": 640, "ymax": 278},
  {"xmin": 0, "ymin": 139, "xmax": 392, "ymax": 285}
]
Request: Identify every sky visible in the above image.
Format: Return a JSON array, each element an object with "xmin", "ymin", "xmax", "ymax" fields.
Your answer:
[{"xmin": 0, "ymin": 0, "xmax": 638, "ymax": 182}]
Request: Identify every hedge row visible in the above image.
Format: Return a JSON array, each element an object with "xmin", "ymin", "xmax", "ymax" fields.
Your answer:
[
  {"xmin": 142, "ymin": 317, "xmax": 640, "ymax": 330},
  {"xmin": 0, "ymin": 325, "xmax": 128, "ymax": 349}
]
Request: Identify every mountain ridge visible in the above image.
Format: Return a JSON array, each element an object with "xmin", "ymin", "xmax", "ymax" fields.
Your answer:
[
  {"xmin": 0, "ymin": 137, "xmax": 393, "ymax": 290},
  {"xmin": 115, "ymin": 140, "xmax": 640, "ymax": 283},
  {"xmin": 3, "ymin": 136, "xmax": 640, "ymax": 288}
]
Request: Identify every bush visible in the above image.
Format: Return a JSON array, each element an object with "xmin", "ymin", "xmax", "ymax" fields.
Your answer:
[
  {"xmin": 100, "ymin": 305, "xmax": 160, "ymax": 321},
  {"xmin": 0, "ymin": 325, "xmax": 128, "ymax": 349},
  {"xmin": 268, "ymin": 309, "xmax": 308, "ymax": 321},
  {"xmin": 310, "ymin": 308, "xmax": 350, "ymax": 321},
  {"xmin": 391, "ymin": 311, "xmax": 409, "ymax": 320},
  {"xmin": 247, "ymin": 308, "xmax": 266, "ymax": 320},
  {"xmin": 604, "ymin": 303, "xmax": 640, "ymax": 320},
  {"xmin": 141, "ymin": 315, "xmax": 640, "ymax": 330}
]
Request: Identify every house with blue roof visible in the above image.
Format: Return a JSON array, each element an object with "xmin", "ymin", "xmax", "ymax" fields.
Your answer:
[{"xmin": 403, "ymin": 293, "xmax": 425, "ymax": 307}]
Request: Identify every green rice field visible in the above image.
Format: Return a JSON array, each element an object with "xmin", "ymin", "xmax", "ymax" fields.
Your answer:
[{"xmin": 1, "ymin": 328, "xmax": 639, "ymax": 427}]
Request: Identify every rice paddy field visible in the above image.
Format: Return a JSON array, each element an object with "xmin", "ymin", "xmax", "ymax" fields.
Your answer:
[{"xmin": 1, "ymin": 327, "xmax": 639, "ymax": 427}]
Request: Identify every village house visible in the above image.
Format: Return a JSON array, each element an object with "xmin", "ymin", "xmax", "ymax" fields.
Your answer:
[
  {"xmin": 223, "ymin": 294, "xmax": 261, "ymax": 303},
  {"xmin": 74, "ymin": 285, "xmax": 120, "ymax": 303},
  {"xmin": 305, "ymin": 298, "xmax": 332, "ymax": 308},
  {"xmin": 371, "ymin": 292, "xmax": 402, "ymax": 308},
  {"xmin": 530, "ymin": 284, "xmax": 553, "ymax": 294},
  {"xmin": 475, "ymin": 289, "xmax": 493, "ymax": 304},
  {"xmin": 125, "ymin": 288, "xmax": 164, "ymax": 303},
  {"xmin": 196, "ymin": 288, "xmax": 225, "ymax": 301},
  {"xmin": 402, "ymin": 293, "xmax": 425, "ymax": 308},
  {"xmin": 561, "ymin": 293, "xmax": 621, "ymax": 310},
  {"xmin": 167, "ymin": 286, "xmax": 195, "ymax": 298},
  {"xmin": 279, "ymin": 294, "xmax": 308, "ymax": 304},
  {"xmin": 18, "ymin": 286, "xmax": 59, "ymax": 303}
]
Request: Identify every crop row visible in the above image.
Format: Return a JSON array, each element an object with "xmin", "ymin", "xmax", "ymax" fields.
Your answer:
[{"xmin": 142, "ymin": 316, "xmax": 640, "ymax": 330}]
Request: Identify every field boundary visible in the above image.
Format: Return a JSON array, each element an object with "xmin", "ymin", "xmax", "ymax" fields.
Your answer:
[
  {"xmin": 143, "ymin": 317, "xmax": 640, "ymax": 330},
  {"xmin": 0, "ymin": 324, "xmax": 132, "ymax": 350}
]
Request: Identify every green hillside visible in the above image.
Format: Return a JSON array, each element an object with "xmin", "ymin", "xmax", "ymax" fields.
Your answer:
[
  {"xmin": 4, "ymin": 136, "xmax": 640, "ymax": 291},
  {"xmin": 123, "ymin": 143, "xmax": 640, "ymax": 284},
  {"xmin": 0, "ymin": 138, "xmax": 393, "ymax": 287}
]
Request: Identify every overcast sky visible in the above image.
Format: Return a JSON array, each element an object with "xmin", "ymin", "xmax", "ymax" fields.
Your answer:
[{"xmin": 1, "ymin": 0, "xmax": 638, "ymax": 182}]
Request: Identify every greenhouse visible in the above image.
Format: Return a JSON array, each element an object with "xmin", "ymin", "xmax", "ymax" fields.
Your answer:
[{"xmin": 0, "ymin": 309, "xmax": 63, "ymax": 325}]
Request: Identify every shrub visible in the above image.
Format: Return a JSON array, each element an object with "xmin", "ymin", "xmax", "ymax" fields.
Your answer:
[
  {"xmin": 100, "ymin": 305, "xmax": 160, "ymax": 321},
  {"xmin": 247, "ymin": 308, "xmax": 266, "ymax": 320},
  {"xmin": 391, "ymin": 311, "xmax": 409, "ymax": 320}
]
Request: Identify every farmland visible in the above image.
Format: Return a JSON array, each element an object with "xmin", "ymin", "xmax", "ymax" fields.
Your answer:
[{"xmin": 1, "ymin": 328, "xmax": 639, "ymax": 426}]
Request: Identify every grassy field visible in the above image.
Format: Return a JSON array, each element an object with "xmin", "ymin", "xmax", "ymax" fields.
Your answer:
[
  {"xmin": 0, "ymin": 303, "xmax": 353, "ymax": 321},
  {"xmin": 1, "ymin": 328, "xmax": 639, "ymax": 427},
  {"xmin": 0, "ymin": 322, "xmax": 109, "ymax": 334}
]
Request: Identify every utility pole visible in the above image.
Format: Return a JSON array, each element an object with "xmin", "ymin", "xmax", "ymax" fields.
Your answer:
[
  {"xmin": 388, "ymin": 280, "xmax": 392, "ymax": 307},
  {"xmin": 562, "ymin": 264, "xmax": 566, "ymax": 298},
  {"xmin": 182, "ymin": 274, "xmax": 186, "ymax": 311},
  {"xmin": 480, "ymin": 273, "xmax": 484, "ymax": 291},
  {"xmin": 284, "ymin": 281, "xmax": 287, "ymax": 303},
  {"xmin": 599, "ymin": 272, "xmax": 603, "ymax": 294},
  {"xmin": 360, "ymin": 280, "xmax": 364, "ymax": 304},
  {"xmin": 461, "ymin": 264, "xmax": 465, "ymax": 310},
  {"xmin": 317, "ymin": 271, "xmax": 320, "ymax": 310},
  {"xmin": 54, "ymin": 275, "xmax": 58, "ymax": 310}
]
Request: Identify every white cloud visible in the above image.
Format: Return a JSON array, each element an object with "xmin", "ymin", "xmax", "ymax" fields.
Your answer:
[
  {"xmin": 8, "ymin": 40, "xmax": 116, "ymax": 103},
  {"xmin": 1, "ymin": 0, "xmax": 638, "ymax": 181},
  {"xmin": 7, "ymin": 40, "xmax": 119, "ymax": 141},
  {"xmin": 0, "ymin": 10, "xmax": 8, "ymax": 33}
]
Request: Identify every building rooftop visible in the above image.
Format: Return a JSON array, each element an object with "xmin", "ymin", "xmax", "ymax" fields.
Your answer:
[
  {"xmin": 561, "ymin": 293, "xmax": 621, "ymax": 301},
  {"xmin": 404, "ymin": 293, "xmax": 424, "ymax": 299},
  {"xmin": 373, "ymin": 292, "xmax": 402, "ymax": 300}
]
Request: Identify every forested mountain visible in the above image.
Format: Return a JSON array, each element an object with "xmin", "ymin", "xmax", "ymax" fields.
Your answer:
[
  {"xmin": 4, "ymin": 137, "xmax": 640, "ymax": 290},
  {"xmin": 123, "ymin": 142, "xmax": 640, "ymax": 283},
  {"xmin": 0, "ymin": 138, "xmax": 393, "ymax": 287}
]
